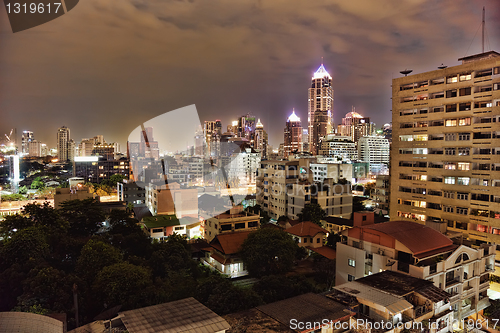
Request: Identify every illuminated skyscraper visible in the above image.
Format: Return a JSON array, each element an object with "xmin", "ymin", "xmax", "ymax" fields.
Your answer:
[
  {"xmin": 57, "ymin": 126, "xmax": 70, "ymax": 161},
  {"xmin": 284, "ymin": 109, "xmax": 302, "ymax": 158},
  {"xmin": 254, "ymin": 118, "xmax": 268, "ymax": 159},
  {"xmin": 21, "ymin": 131, "xmax": 34, "ymax": 154},
  {"xmin": 308, "ymin": 64, "xmax": 334, "ymax": 154}
]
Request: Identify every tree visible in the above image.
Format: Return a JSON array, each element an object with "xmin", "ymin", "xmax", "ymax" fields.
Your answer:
[
  {"xmin": 252, "ymin": 275, "xmax": 315, "ymax": 303},
  {"xmin": 352, "ymin": 196, "xmax": 365, "ymax": 212},
  {"xmin": 240, "ymin": 228, "xmax": 299, "ymax": 277},
  {"xmin": 18, "ymin": 185, "xmax": 28, "ymax": 195},
  {"xmin": 0, "ymin": 227, "xmax": 49, "ymax": 267},
  {"xmin": 297, "ymin": 203, "xmax": 326, "ymax": 226},
  {"xmin": 58, "ymin": 198, "xmax": 106, "ymax": 237},
  {"xmin": 30, "ymin": 176, "xmax": 45, "ymax": 190},
  {"xmin": 93, "ymin": 262, "xmax": 153, "ymax": 309},
  {"xmin": 326, "ymin": 232, "xmax": 342, "ymax": 250},
  {"xmin": 76, "ymin": 239, "xmax": 122, "ymax": 284}
]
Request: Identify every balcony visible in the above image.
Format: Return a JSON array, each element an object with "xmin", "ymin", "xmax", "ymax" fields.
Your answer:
[{"xmin": 445, "ymin": 277, "xmax": 460, "ymax": 288}]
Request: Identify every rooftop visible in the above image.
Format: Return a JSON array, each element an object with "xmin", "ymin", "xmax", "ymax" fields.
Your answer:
[
  {"xmin": 0, "ymin": 312, "xmax": 63, "ymax": 333},
  {"xmin": 332, "ymin": 282, "xmax": 412, "ymax": 315},
  {"xmin": 210, "ymin": 231, "xmax": 252, "ymax": 255},
  {"xmin": 457, "ymin": 50, "xmax": 500, "ymax": 64},
  {"xmin": 119, "ymin": 297, "xmax": 230, "ymax": 333},
  {"xmin": 358, "ymin": 221, "xmax": 453, "ymax": 256},
  {"xmin": 142, "ymin": 215, "xmax": 180, "ymax": 228},
  {"xmin": 354, "ymin": 270, "xmax": 432, "ymax": 296},
  {"xmin": 307, "ymin": 246, "xmax": 336, "ymax": 260},
  {"xmin": 286, "ymin": 221, "xmax": 328, "ymax": 237},
  {"xmin": 257, "ymin": 293, "xmax": 351, "ymax": 329}
]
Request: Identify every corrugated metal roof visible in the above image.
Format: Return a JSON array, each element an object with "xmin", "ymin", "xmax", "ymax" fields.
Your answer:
[
  {"xmin": 0, "ymin": 312, "xmax": 64, "ymax": 333},
  {"xmin": 119, "ymin": 297, "xmax": 230, "ymax": 333}
]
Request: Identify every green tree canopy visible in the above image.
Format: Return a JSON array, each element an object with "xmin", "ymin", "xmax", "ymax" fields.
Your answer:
[
  {"xmin": 76, "ymin": 239, "xmax": 122, "ymax": 284},
  {"xmin": 30, "ymin": 176, "xmax": 45, "ymax": 190},
  {"xmin": 93, "ymin": 262, "xmax": 153, "ymax": 309},
  {"xmin": 297, "ymin": 203, "xmax": 326, "ymax": 226},
  {"xmin": 59, "ymin": 198, "xmax": 105, "ymax": 237},
  {"xmin": 252, "ymin": 274, "xmax": 315, "ymax": 304},
  {"xmin": 240, "ymin": 228, "xmax": 299, "ymax": 277}
]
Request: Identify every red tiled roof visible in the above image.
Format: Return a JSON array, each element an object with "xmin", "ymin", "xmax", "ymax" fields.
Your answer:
[
  {"xmin": 211, "ymin": 252, "xmax": 228, "ymax": 265},
  {"xmin": 360, "ymin": 221, "xmax": 453, "ymax": 256},
  {"xmin": 209, "ymin": 231, "xmax": 252, "ymax": 255},
  {"xmin": 286, "ymin": 221, "xmax": 328, "ymax": 237},
  {"xmin": 307, "ymin": 246, "xmax": 336, "ymax": 260}
]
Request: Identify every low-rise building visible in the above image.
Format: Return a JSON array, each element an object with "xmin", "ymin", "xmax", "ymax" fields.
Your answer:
[
  {"xmin": 370, "ymin": 174, "xmax": 390, "ymax": 215},
  {"xmin": 145, "ymin": 182, "xmax": 197, "ymax": 218},
  {"xmin": 141, "ymin": 215, "xmax": 200, "ymax": 240},
  {"xmin": 336, "ymin": 220, "xmax": 494, "ymax": 320},
  {"xmin": 117, "ymin": 179, "xmax": 146, "ymax": 207},
  {"xmin": 202, "ymin": 231, "xmax": 251, "ymax": 278},
  {"xmin": 202, "ymin": 205, "xmax": 259, "ymax": 242},
  {"xmin": 330, "ymin": 270, "xmax": 454, "ymax": 333},
  {"xmin": 54, "ymin": 186, "xmax": 96, "ymax": 209},
  {"xmin": 286, "ymin": 221, "xmax": 328, "ymax": 248}
]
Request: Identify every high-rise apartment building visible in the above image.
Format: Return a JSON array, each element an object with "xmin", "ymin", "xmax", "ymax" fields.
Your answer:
[
  {"xmin": 283, "ymin": 110, "xmax": 302, "ymax": 158},
  {"xmin": 57, "ymin": 126, "xmax": 70, "ymax": 161},
  {"xmin": 358, "ymin": 135, "xmax": 390, "ymax": 174},
  {"xmin": 337, "ymin": 110, "xmax": 375, "ymax": 143},
  {"xmin": 254, "ymin": 119, "xmax": 268, "ymax": 159},
  {"xmin": 27, "ymin": 140, "xmax": 42, "ymax": 157},
  {"xmin": 21, "ymin": 131, "xmax": 34, "ymax": 154},
  {"xmin": 390, "ymin": 51, "xmax": 500, "ymax": 247},
  {"xmin": 308, "ymin": 64, "xmax": 333, "ymax": 154},
  {"xmin": 318, "ymin": 135, "xmax": 358, "ymax": 162}
]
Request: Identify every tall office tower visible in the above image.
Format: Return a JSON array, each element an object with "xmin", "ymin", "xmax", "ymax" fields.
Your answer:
[
  {"xmin": 21, "ymin": 131, "xmax": 34, "ymax": 154},
  {"xmin": 283, "ymin": 110, "xmax": 303, "ymax": 158},
  {"xmin": 28, "ymin": 140, "xmax": 42, "ymax": 157},
  {"xmin": 254, "ymin": 119, "xmax": 268, "ymax": 159},
  {"xmin": 390, "ymin": 51, "xmax": 500, "ymax": 248},
  {"xmin": 338, "ymin": 109, "xmax": 375, "ymax": 142},
  {"xmin": 57, "ymin": 126, "xmax": 70, "ymax": 161},
  {"xmin": 237, "ymin": 114, "xmax": 256, "ymax": 140},
  {"xmin": 308, "ymin": 64, "xmax": 333, "ymax": 154},
  {"xmin": 79, "ymin": 138, "xmax": 95, "ymax": 156},
  {"xmin": 204, "ymin": 120, "xmax": 222, "ymax": 157},
  {"xmin": 139, "ymin": 126, "xmax": 159, "ymax": 159},
  {"xmin": 194, "ymin": 126, "xmax": 205, "ymax": 157},
  {"xmin": 68, "ymin": 139, "xmax": 76, "ymax": 161},
  {"xmin": 227, "ymin": 121, "xmax": 238, "ymax": 136},
  {"xmin": 358, "ymin": 136, "xmax": 390, "ymax": 175}
]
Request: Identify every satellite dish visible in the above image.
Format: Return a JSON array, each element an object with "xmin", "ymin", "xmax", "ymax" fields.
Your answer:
[
  {"xmin": 438, "ymin": 63, "xmax": 447, "ymax": 69},
  {"xmin": 400, "ymin": 69, "xmax": 413, "ymax": 76}
]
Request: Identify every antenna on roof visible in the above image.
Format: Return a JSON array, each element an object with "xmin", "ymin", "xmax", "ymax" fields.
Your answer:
[
  {"xmin": 482, "ymin": 6, "xmax": 485, "ymax": 53},
  {"xmin": 400, "ymin": 69, "xmax": 412, "ymax": 76},
  {"xmin": 438, "ymin": 64, "xmax": 447, "ymax": 69}
]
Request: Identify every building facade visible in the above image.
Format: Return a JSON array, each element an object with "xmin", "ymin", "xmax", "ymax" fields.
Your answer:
[
  {"xmin": 57, "ymin": 126, "xmax": 70, "ymax": 161},
  {"xmin": 283, "ymin": 110, "xmax": 303, "ymax": 158},
  {"xmin": 358, "ymin": 136, "xmax": 390, "ymax": 174},
  {"xmin": 21, "ymin": 130, "xmax": 34, "ymax": 154},
  {"xmin": 318, "ymin": 135, "xmax": 358, "ymax": 162},
  {"xmin": 336, "ymin": 221, "xmax": 494, "ymax": 320},
  {"xmin": 390, "ymin": 51, "xmax": 500, "ymax": 248}
]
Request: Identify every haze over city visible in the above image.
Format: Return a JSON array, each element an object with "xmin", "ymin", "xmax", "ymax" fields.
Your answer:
[{"xmin": 1, "ymin": 0, "xmax": 499, "ymax": 150}]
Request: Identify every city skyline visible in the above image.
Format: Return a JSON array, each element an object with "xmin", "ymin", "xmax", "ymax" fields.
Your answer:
[{"xmin": 1, "ymin": 0, "xmax": 499, "ymax": 150}]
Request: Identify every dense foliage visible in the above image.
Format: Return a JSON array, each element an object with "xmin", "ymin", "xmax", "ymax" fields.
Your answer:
[
  {"xmin": 0, "ymin": 200, "xmax": 322, "ymax": 330},
  {"xmin": 297, "ymin": 203, "xmax": 326, "ymax": 226}
]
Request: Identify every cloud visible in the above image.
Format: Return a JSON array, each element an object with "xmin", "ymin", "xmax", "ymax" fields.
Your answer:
[{"xmin": 0, "ymin": 0, "xmax": 499, "ymax": 147}]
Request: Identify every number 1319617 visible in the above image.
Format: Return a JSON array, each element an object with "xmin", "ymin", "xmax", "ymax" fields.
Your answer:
[{"xmin": 6, "ymin": 2, "xmax": 62, "ymax": 14}]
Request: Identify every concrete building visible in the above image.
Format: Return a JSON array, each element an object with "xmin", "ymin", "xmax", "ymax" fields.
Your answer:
[
  {"xmin": 283, "ymin": 109, "xmax": 303, "ymax": 158},
  {"xmin": 27, "ymin": 140, "xmax": 42, "ymax": 157},
  {"xmin": 336, "ymin": 220, "xmax": 494, "ymax": 320},
  {"xmin": 202, "ymin": 231, "xmax": 250, "ymax": 278},
  {"xmin": 202, "ymin": 205, "xmax": 259, "ymax": 242},
  {"xmin": 318, "ymin": 135, "xmax": 358, "ymax": 162},
  {"xmin": 286, "ymin": 221, "xmax": 328, "ymax": 248},
  {"xmin": 308, "ymin": 64, "xmax": 334, "ymax": 154},
  {"xmin": 54, "ymin": 186, "xmax": 96, "ymax": 209},
  {"xmin": 337, "ymin": 110, "xmax": 375, "ymax": 143},
  {"xmin": 226, "ymin": 147, "xmax": 261, "ymax": 186},
  {"xmin": 370, "ymin": 175, "xmax": 390, "ymax": 215},
  {"xmin": 117, "ymin": 179, "xmax": 146, "ymax": 207},
  {"xmin": 254, "ymin": 119, "xmax": 268, "ymax": 159},
  {"xmin": 309, "ymin": 162, "xmax": 352, "ymax": 183},
  {"xmin": 145, "ymin": 182, "xmax": 198, "ymax": 218},
  {"xmin": 330, "ymin": 271, "xmax": 454, "ymax": 333},
  {"xmin": 21, "ymin": 130, "xmax": 34, "ymax": 154},
  {"xmin": 73, "ymin": 156, "xmax": 129, "ymax": 183},
  {"xmin": 56, "ymin": 126, "xmax": 70, "ymax": 162},
  {"xmin": 390, "ymin": 51, "xmax": 500, "ymax": 256},
  {"xmin": 358, "ymin": 135, "xmax": 390, "ymax": 174},
  {"xmin": 287, "ymin": 180, "xmax": 352, "ymax": 220}
]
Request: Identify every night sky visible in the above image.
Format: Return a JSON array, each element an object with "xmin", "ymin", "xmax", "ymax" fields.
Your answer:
[{"xmin": 1, "ymin": 0, "xmax": 499, "ymax": 151}]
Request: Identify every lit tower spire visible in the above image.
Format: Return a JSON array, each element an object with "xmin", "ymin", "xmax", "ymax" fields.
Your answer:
[{"xmin": 284, "ymin": 108, "xmax": 303, "ymax": 158}]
